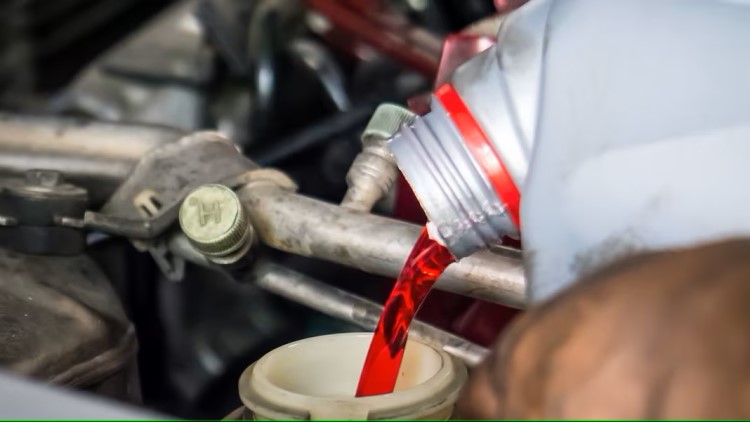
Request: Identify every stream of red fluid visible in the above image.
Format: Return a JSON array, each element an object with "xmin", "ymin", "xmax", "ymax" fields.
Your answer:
[{"xmin": 356, "ymin": 226, "xmax": 456, "ymax": 397}]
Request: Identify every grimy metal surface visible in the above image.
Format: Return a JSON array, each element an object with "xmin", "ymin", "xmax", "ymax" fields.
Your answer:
[
  {"xmin": 0, "ymin": 114, "xmax": 526, "ymax": 306},
  {"xmin": 0, "ymin": 112, "xmax": 184, "ymax": 206},
  {"xmin": 0, "ymin": 249, "xmax": 137, "ymax": 391},
  {"xmin": 240, "ymin": 184, "xmax": 527, "ymax": 308}
]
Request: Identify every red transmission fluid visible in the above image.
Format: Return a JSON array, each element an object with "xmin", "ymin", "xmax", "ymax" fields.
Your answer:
[{"xmin": 356, "ymin": 226, "xmax": 455, "ymax": 397}]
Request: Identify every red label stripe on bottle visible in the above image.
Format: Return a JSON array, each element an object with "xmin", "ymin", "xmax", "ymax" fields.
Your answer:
[{"xmin": 434, "ymin": 83, "xmax": 521, "ymax": 228}]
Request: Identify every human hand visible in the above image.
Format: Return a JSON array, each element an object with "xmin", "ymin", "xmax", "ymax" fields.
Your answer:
[{"xmin": 456, "ymin": 239, "xmax": 750, "ymax": 419}]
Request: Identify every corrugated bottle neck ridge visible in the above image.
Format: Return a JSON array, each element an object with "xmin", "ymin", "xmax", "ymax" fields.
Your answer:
[{"xmin": 388, "ymin": 99, "xmax": 517, "ymax": 258}]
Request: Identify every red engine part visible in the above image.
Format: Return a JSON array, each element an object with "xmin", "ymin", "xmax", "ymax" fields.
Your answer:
[{"xmin": 303, "ymin": 0, "xmax": 442, "ymax": 78}]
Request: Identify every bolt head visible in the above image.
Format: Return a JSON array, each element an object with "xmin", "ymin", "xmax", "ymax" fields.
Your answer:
[
  {"xmin": 25, "ymin": 169, "xmax": 62, "ymax": 187},
  {"xmin": 12, "ymin": 169, "xmax": 86, "ymax": 199}
]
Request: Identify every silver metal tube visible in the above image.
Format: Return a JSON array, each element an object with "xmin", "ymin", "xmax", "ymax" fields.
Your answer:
[
  {"xmin": 340, "ymin": 104, "xmax": 414, "ymax": 212},
  {"xmin": 0, "ymin": 112, "xmax": 184, "ymax": 205},
  {"xmin": 341, "ymin": 144, "xmax": 399, "ymax": 213},
  {"xmin": 253, "ymin": 261, "xmax": 489, "ymax": 366},
  {"xmin": 240, "ymin": 184, "xmax": 527, "ymax": 308},
  {"xmin": 167, "ymin": 231, "xmax": 490, "ymax": 365}
]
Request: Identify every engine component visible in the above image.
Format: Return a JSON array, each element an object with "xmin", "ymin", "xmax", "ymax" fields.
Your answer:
[
  {"xmin": 52, "ymin": 0, "xmax": 212, "ymax": 131},
  {"xmin": 250, "ymin": 261, "xmax": 489, "ymax": 366},
  {"xmin": 0, "ymin": 110, "xmax": 525, "ymax": 306},
  {"xmin": 0, "ymin": 112, "xmax": 184, "ymax": 207},
  {"xmin": 87, "ymin": 131, "xmax": 257, "ymax": 240},
  {"xmin": 0, "ymin": 170, "xmax": 88, "ymax": 255},
  {"xmin": 341, "ymin": 104, "xmax": 415, "ymax": 212},
  {"xmin": 0, "ymin": 0, "xmax": 172, "ymax": 102},
  {"xmin": 83, "ymin": 131, "xmax": 257, "ymax": 281},
  {"xmin": 168, "ymin": 233, "xmax": 489, "ymax": 366},
  {"xmin": 254, "ymin": 104, "xmax": 375, "ymax": 166},
  {"xmin": 304, "ymin": 0, "xmax": 443, "ymax": 78},
  {"xmin": 238, "ymin": 181, "xmax": 525, "ymax": 308},
  {"xmin": 0, "ymin": 249, "xmax": 138, "ymax": 400},
  {"xmin": 179, "ymin": 184, "xmax": 253, "ymax": 264}
]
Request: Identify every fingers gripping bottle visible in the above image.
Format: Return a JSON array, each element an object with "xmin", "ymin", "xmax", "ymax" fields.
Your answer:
[{"xmin": 389, "ymin": 0, "xmax": 750, "ymax": 302}]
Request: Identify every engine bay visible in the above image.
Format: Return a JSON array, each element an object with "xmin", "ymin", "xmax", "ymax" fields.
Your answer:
[{"xmin": 0, "ymin": 0, "xmax": 522, "ymax": 418}]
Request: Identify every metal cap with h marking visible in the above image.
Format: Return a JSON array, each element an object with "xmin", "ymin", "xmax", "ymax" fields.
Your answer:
[{"xmin": 178, "ymin": 184, "xmax": 251, "ymax": 259}]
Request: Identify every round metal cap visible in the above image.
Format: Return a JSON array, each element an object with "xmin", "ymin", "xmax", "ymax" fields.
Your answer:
[{"xmin": 179, "ymin": 184, "xmax": 250, "ymax": 257}]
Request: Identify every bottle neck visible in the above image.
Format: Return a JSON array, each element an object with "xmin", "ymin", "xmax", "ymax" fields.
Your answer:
[{"xmin": 388, "ymin": 86, "xmax": 522, "ymax": 258}]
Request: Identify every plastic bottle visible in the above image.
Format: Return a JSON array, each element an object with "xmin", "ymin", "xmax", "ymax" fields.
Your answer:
[
  {"xmin": 238, "ymin": 333, "xmax": 467, "ymax": 420},
  {"xmin": 388, "ymin": 0, "xmax": 750, "ymax": 302}
]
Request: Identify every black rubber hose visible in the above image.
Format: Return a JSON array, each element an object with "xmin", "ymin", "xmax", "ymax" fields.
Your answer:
[{"xmin": 252, "ymin": 104, "xmax": 375, "ymax": 166}]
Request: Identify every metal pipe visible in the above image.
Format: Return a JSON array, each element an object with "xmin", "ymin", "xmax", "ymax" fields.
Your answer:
[
  {"xmin": 253, "ymin": 260, "xmax": 489, "ymax": 366},
  {"xmin": 167, "ymin": 232, "xmax": 489, "ymax": 364},
  {"xmin": 0, "ymin": 112, "xmax": 184, "ymax": 205},
  {"xmin": 240, "ymin": 184, "xmax": 527, "ymax": 308},
  {"xmin": 0, "ymin": 111, "xmax": 525, "ymax": 306},
  {"xmin": 341, "ymin": 104, "xmax": 414, "ymax": 212}
]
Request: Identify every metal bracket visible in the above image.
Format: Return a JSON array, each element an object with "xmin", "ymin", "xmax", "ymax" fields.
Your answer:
[{"xmin": 86, "ymin": 131, "xmax": 257, "ymax": 238}]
